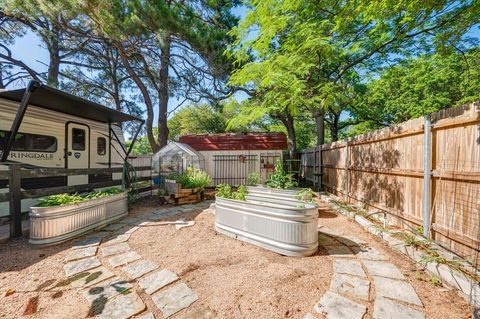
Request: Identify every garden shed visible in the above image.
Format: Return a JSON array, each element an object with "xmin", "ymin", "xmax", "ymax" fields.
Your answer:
[{"xmin": 179, "ymin": 133, "xmax": 287, "ymax": 186}]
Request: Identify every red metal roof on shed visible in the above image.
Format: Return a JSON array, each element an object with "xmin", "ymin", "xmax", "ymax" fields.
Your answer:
[{"xmin": 179, "ymin": 133, "xmax": 287, "ymax": 151}]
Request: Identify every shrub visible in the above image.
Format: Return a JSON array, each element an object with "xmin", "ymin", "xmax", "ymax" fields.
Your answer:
[
  {"xmin": 246, "ymin": 172, "xmax": 260, "ymax": 186},
  {"xmin": 266, "ymin": 160, "xmax": 297, "ymax": 189},
  {"xmin": 38, "ymin": 187, "xmax": 124, "ymax": 207},
  {"xmin": 175, "ymin": 167, "xmax": 211, "ymax": 190}
]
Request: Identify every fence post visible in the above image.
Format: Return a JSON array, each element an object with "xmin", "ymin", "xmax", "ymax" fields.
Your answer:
[
  {"xmin": 423, "ymin": 115, "xmax": 432, "ymax": 238},
  {"xmin": 344, "ymin": 141, "xmax": 349, "ymax": 201},
  {"xmin": 319, "ymin": 145, "xmax": 323, "ymax": 192},
  {"xmin": 9, "ymin": 164, "xmax": 22, "ymax": 238}
]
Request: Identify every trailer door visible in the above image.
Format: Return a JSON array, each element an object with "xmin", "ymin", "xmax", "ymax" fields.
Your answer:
[{"xmin": 66, "ymin": 123, "xmax": 90, "ymax": 185}]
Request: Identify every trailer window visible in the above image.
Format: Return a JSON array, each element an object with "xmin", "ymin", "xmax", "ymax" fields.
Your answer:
[
  {"xmin": 72, "ymin": 128, "xmax": 86, "ymax": 151},
  {"xmin": 97, "ymin": 137, "xmax": 106, "ymax": 156},
  {"xmin": 0, "ymin": 130, "xmax": 57, "ymax": 152}
]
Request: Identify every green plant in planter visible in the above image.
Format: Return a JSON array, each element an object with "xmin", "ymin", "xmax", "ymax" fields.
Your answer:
[
  {"xmin": 176, "ymin": 167, "xmax": 211, "ymax": 190},
  {"xmin": 266, "ymin": 160, "xmax": 297, "ymax": 189},
  {"xmin": 246, "ymin": 172, "xmax": 260, "ymax": 186},
  {"xmin": 215, "ymin": 184, "xmax": 247, "ymax": 201},
  {"xmin": 38, "ymin": 187, "xmax": 124, "ymax": 207},
  {"xmin": 295, "ymin": 188, "xmax": 316, "ymax": 203}
]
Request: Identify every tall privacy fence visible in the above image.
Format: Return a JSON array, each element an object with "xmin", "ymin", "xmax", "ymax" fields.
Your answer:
[{"xmin": 301, "ymin": 101, "xmax": 480, "ymax": 266}]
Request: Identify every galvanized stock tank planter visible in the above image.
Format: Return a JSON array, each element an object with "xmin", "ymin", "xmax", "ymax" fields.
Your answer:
[
  {"xmin": 215, "ymin": 195, "xmax": 319, "ymax": 257},
  {"xmin": 29, "ymin": 192, "xmax": 128, "ymax": 245},
  {"xmin": 246, "ymin": 185, "xmax": 302, "ymax": 206}
]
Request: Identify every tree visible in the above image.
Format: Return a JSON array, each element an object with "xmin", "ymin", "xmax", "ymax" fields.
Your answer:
[
  {"xmin": 77, "ymin": 0, "xmax": 240, "ymax": 153},
  {"xmin": 349, "ymin": 49, "xmax": 480, "ymax": 134},
  {"xmin": 228, "ymin": 0, "xmax": 480, "ymax": 152}
]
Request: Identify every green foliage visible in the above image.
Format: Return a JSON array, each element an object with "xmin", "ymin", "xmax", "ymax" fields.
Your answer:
[
  {"xmin": 215, "ymin": 184, "xmax": 233, "ymax": 199},
  {"xmin": 215, "ymin": 184, "xmax": 247, "ymax": 201},
  {"xmin": 266, "ymin": 160, "xmax": 297, "ymax": 189},
  {"xmin": 295, "ymin": 188, "xmax": 316, "ymax": 203},
  {"xmin": 176, "ymin": 167, "xmax": 211, "ymax": 190},
  {"xmin": 246, "ymin": 172, "xmax": 260, "ymax": 186},
  {"xmin": 349, "ymin": 49, "xmax": 480, "ymax": 134},
  {"xmin": 38, "ymin": 188, "xmax": 124, "ymax": 207}
]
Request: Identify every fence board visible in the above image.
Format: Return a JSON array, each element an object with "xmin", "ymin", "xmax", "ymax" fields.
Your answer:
[{"xmin": 301, "ymin": 101, "xmax": 480, "ymax": 266}]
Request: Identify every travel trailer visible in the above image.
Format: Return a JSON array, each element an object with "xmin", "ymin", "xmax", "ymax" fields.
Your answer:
[{"xmin": 0, "ymin": 81, "xmax": 143, "ymax": 216}]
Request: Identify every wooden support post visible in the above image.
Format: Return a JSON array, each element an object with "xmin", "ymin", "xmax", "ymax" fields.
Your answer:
[
  {"xmin": 344, "ymin": 141, "xmax": 350, "ymax": 201},
  {"xmin": 9, "ymin": 164, "xmax": 22, "ymax": 238},
  {"xmin": 319, "ymin": 145, "xmax": 323, "ymax": 192}
]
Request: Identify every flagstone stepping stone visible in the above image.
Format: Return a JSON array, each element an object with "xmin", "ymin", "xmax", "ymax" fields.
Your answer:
[
  {"xmin": 65, "ymin": 246, "xmax": 97, "ymax": 262},
  {"xmin": 136, "ymin": 312, "xmax": 155, "ymax": 319},
  {"xmin": 363, "ymin": 260, "xmax": 405, "ymax": 280},
  {"xmin": 101, "ymin": 243, "xmax": 130, "ymax": 257},
  {"xmin": 152, "ymin": 283, "xmax": 198, "ymax": 318},
  {"xmin": 72, "ymin": 236, "xmax": 102, "ymax": 249},
  {"xmin": 330, "ymin": 273, "xmax": 370, "ymax": 301},
  {"xmin": 318, "ymin": 234, "xmax": 340, "ymax": 246},
  {"xmin": 334, "ymin": 235, "xmax": 368, "ymax": 247},
  {"xmin": 83, "ymin": 277, "xmax": 133, "ymax": 303},
  {"xmin": 373, "ymin": 276, "xmax": 422, "ymax": 306},
  {"xmin": 373, "ymin": 297, "xmax": 425, "ymax": 319},
  {"xmin": 319, "ymin": 227, "xmax": 344, "ymax": 237},
  {"xmin": 119, "ymin": 217, "xmax": 142, "ymax": 224},
  {"xmin": 325, "ymin": 245, "xmax": 354, "ymax": 257},
  {"xmin": 138, "ymin": 269, "xmax": 179, "ymax": 294},
  {"xmin": 103, "ymin": 234, "xmax": 131, "ymax": 246},
  {"xmin": 104, "ymin": 223, "xmax": 125, "ymax": 231},
  {"xmin": 354, "ymin": 247, "xmax": 388, "ymax": 261},
  {"xmin": 69, "ymin": 266, "xmax": 115, "ymax": 288},
  {"xmin": 314, "ymin": 291, "xmax": 367, "ymax": 319},
  {"xmin": 176, "ymin": 221, "xmax": 195, "ymax": 230},
  {"xmin": 332, "ymin": 259, "xmax": 366, "ymax": 278},
  {"xmin": 122, "ymin": 260, "xmax": 159, "ymax": 279},
  {"xmin": 64, "ymin": 256, "xmax": 101, "ymax": 277},
  {"xmin": 106, "ymin": 251, "xmax": 142, "ymax": 268},
  {"xmin": 124, "ymin": 226, "xmax": 140, "ymax": 234},
  {"xmin": 178, "ymin": 307, "xmax": 216, "ymax": 319},
  {"xmin": 88, "ymin": 231, "xmax": 110, "ymax": 238},
  {"xmin": 96, "ymin": 292, "xmax": 145, "ymax": 319}
]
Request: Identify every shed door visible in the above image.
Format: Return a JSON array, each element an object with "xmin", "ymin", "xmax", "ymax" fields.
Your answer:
[{"xmin": 66, "ymin": 123, "xmax": 90, "ymax": 185}]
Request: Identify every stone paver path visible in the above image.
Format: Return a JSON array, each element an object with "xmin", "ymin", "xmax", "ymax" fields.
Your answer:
[
  {"xmin": 307, "ymin": 227, "xmax": 426, "ymax": 319},
  {"xmin": 61, "ymin": 201, "xmax": 214, "ymax": 319}
]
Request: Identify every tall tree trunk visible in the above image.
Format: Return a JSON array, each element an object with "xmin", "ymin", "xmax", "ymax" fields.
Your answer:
[
  {"xmin": 278, "ymin": 111, "xmax": 297, "ymax": 158},
  {"xmin": 315, "ymin": 110, "xmax": 325, "ymax": 146},
  {"xmin": 117, "ymin": 43, "xmax": 159, "ymax": 153},
  {"xmin": 0, "ymin": 64, "xmax": 5, "ymax": 89},
  {"xmin": 46, "ymin": 26, "xmax": 60, "ymax": 87},
  {"xmin": 328, "ymin": 111, "xmax": 340, "ymax": 142},
  {"xmin": 157, "ymin": 33, "xmax": 170, "ymax": 148}
]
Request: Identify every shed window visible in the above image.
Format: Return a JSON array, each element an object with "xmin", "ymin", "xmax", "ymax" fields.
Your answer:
[
  {"xmin": 0, "ymin": 130, "xmax": 57, "ymax": 152},
  {"xmin": 72, "ymin": 128, "xmax": 86, "ymax": 150},
  {"xmin": 97, "ymin": 137, "xmax": 107, "ymax": 156}
]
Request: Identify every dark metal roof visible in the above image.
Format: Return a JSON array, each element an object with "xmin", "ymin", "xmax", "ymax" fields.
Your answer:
[
  {"xmin": 179, "ymin": 133, "xmax": 288, "ymax": 151},
  {"xmin": 0, "ymin": 84, "xmax": 142, "ymax": 123}
]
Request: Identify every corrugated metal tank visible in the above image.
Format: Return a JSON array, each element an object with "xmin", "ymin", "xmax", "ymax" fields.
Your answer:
[{"xmin": 215, "ymin": 196, "xmax": 319, "ymax": 257}]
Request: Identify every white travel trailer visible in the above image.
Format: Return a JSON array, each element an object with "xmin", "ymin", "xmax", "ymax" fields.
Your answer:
[{"xmin": 0, "ymin": 81, "xmax": 143, "ymax": 216}]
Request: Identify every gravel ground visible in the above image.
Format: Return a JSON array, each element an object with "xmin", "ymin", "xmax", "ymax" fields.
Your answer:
[{"xmin": 0, "ymin": 197, "xmax": 474, "ymax": 319}]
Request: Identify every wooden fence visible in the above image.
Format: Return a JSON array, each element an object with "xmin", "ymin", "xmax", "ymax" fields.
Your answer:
[
  {"xmin": 301, "ymin": 101, "xmax": 480, "ymax": 266},
  {"xmin": 0, "ymin": 160, "xmax": 153, "ymax": 239}
]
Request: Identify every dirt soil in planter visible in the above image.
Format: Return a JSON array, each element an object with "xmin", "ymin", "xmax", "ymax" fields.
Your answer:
[{"xmin": 0, "ymin": 196, "xmax": 474, "ymax": 319}]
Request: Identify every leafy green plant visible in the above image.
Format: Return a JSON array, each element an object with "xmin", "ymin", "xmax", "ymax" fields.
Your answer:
[
  {"xmin": 215, "ymin": 184, "xmax": 247, "ymax": 201},
  {"xmin": 176, "ymin": 167, "xmax": 211, "ymax": 190},
  {"xmin": 266, "ymin": 160, "xmax": 297, "ymax": 189},
  {"xmin": 246, "ymin": 172, "xmax": 260, "ymax": 186},
  {"xmin": 295, "ymin": 188, "xmax": 316, "ymax": 203},
  {"xmin": 38, "ymin": 187, "xmax": 124, "ymax": 207}
]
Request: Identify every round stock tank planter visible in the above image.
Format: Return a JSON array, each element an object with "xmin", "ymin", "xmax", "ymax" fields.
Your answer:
[
  {"xmin": 246, "ymin": 185, "xmax": 302, "ymax": 206},
  {"xmin": 215, "ymin": 196, "xmax": 319, "ymax": 257},
  {"xmin": 29, "ymin": 192, "xmax": 128, "ymax": 245}
]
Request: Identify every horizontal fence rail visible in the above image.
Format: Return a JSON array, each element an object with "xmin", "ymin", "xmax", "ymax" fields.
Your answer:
[
  {"xmin": 301, "ymin": 101, "xmax": 480, "ymax": 267},
  {"xmin": 1, "ymin": 158, "xmax": 154, "ymax": 239}
]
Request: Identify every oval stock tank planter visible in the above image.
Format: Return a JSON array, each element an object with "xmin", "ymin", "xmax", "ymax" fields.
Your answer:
[
  {"xmin": 246, "ymin": 186, "xmax": 302, "ymax": 206},
  {"xmin": 215, "ymin": 197, "xmax": 319, "ymax": 257},
  {"xmin": 29, "ymin": 192, "xmax": 128, "ymax": 245}
]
